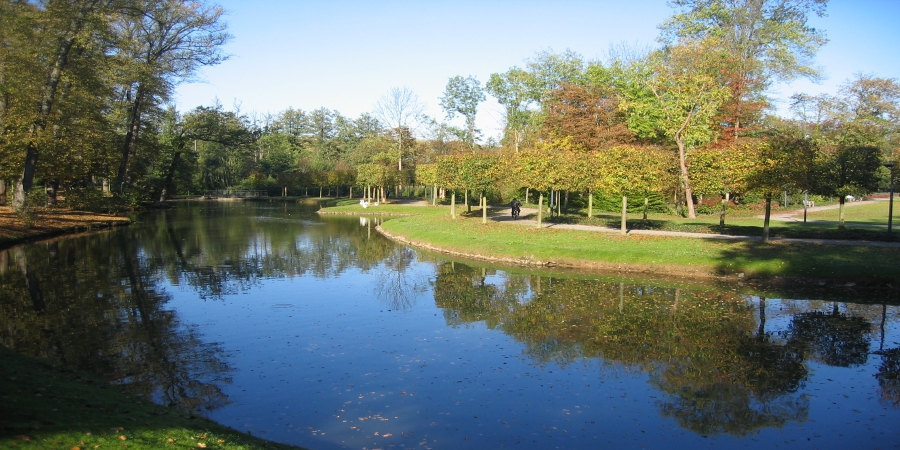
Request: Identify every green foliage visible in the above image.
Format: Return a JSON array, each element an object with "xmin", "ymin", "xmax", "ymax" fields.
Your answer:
[
  {"xmin": 440, "ymin": 75, "xmax": 486, "ymax": 149},
  {"xmin": 236, "ymin": 173, "xmax": 279, "ymax": 194},
  {"xmin": 659, "ymin": 0, "xmax": 828, "ymax": 83}
]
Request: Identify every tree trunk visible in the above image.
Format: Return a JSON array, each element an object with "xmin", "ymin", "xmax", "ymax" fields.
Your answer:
[
  {"xmin": 643, "ymin": 196, "xmax": 649, "ymax": 220},
  {"xmin": 537, "ymin": 193, "xmax": 543, "ymax": 228},
  {"xmin": 838, "ymin": 196, "xmax": 846, "ymax": 229},
  {"xmin": 720, "ymin": 196, "xmax": 726, "ymax": 227},
  {"xmin": 481, "ymin": 195, "xmax": 487, "ymax": 224},
  {"xmin": 451, "ymin": 191, "xmax": 456, "ymax": 218},
  {"xmin": 763, "ymin": 194, "xmax": 772, "ymax": 243},
  {"xmin": 115, "ymin": 83, "xmax": 146, "ymax": 194},
  {"xmin": 13, "ymin": 2, "xmax": 98, "ymax": 209},
  {"xmin": 588, "ymin": 190, "xmax": 593, "ymax": 218},
  {"xmin": 620, "ymin": 195, "xmax": 627, "ymax": 235},
  {"xmin": 158, "ymin": 150, "xmax": 182, "ymax": 202},
  {"xmin": 676, "ymin": 138, "xmax": 697, "ymax": 218}
]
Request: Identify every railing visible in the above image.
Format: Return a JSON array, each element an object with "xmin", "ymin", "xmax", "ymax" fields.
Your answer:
[{"xmin": 204, "ymin": 189, "xmax": 269, "ymax": 198}]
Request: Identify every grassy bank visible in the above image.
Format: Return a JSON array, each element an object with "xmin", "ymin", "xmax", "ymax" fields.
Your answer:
[
  {"xmin": 372, "ymin": 209, "xmax": 900, "ymax": 282},
  {"xmin": 0, "ymin": 346, "xmax": 304, "ymax": 450}
]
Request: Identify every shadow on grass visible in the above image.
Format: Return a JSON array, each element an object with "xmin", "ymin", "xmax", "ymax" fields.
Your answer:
[
  {"xmin": 0, "ymin": 346, "xmax": 302, "ymax": 449},
  {"xmin": 711, "ymin": 240, "xmax": 900, "ymax": 300},
  {"xmin": 544, "ymin": 212, "xmax": 896, "ymax": 242}
]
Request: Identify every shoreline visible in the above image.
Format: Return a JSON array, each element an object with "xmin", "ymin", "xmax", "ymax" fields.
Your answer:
[{"xmin": 0, "ymin": 205, "xmax": 132, "ymax": 250}]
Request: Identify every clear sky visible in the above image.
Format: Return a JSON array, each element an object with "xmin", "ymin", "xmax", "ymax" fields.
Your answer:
[{"xmin": 173, "ymin": 0, "xmax": 900, "ymax": 140}]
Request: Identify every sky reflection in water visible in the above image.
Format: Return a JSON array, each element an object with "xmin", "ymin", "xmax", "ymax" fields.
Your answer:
[{"xmin": 1, "ymin": 202, "xmax": 898, "ymax": 450}]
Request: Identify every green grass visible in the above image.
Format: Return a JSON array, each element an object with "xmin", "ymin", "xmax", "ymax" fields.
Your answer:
[
  {"xmin": 369, "ymin": 208, "xmax": 900, "ymax": 281},
  {"xmin": 805, "ymin": 201, "xmax": 896, "ymax": 223},
  {"xmin": 536, "ymin": 202, "xmax": 896, "ymax": 241},
  {"xmin": 0, "ymin": 346, "xmax": 305, "ymax": 450}
]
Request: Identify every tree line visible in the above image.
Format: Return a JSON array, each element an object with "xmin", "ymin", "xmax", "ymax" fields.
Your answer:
[{"xmin": 2, "ymin": 0, "xmax": 898, "ymax": 227}]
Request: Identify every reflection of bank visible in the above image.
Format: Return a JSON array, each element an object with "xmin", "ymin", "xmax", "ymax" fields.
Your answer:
[
  {"xmin": 0, "ymin": 234, "xmax": 234, "ymax": 414},
  {"xmin": 359, "ymin": 216, "xmax": 383, "ymax": 239}
]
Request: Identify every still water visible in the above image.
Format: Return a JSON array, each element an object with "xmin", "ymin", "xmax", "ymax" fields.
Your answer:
[{"xmin": 1, "ymin": 201, "xmax": 899, "ymax": 449}]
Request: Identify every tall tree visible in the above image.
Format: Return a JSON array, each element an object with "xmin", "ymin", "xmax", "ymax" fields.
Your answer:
[
  {"xmin": 542, "ymin": 83, "xmax": 634, "ymax": 149},
  {"xmin": 374, "ymin": 86, "xmax": 425, "ymax": 171},
  {"xmin": 659, "ymin": 0, "xmax": 829, "ymax": 138},
  {"xmin": 11, "ymin": 0, "xmax": 116, "ymax": 210},
  {"xmin": 486, "ymin": 68, "xmax": 538, "ymax": 152},
  {"xmin": 439, "ymin": 75, "xmax": 485, "ymax": 151},
  {"xmin": 111, "ymin": 0, "xmax": 230, "ymax": 194},
  {"xmin": 620, "ymin": 39, "xmax": 732, "ymax": 218}
]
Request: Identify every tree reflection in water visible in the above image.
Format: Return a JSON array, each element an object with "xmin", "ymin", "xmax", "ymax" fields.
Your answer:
[
  {"xmin": 0, "ymin": 231, "xmax": 233, "ymax": 413},
  {"xmin": 432, "ymin": 261, "xmax": 890, "ymax": 436}
]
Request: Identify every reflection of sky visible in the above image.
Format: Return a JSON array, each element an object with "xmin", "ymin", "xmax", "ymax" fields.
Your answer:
[{"xmin": 162, "ymin": 263, "xmax": 900, "ymax": 450}]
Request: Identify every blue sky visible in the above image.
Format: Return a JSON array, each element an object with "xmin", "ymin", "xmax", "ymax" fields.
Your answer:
[{"xmin": 174, "ymin": 0, "xmax": 900, "ymax": 140}]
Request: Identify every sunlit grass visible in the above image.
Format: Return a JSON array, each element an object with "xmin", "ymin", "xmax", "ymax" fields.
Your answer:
[
  {"xmin": 377, "ymin": 212, "xmax": 900, "ymax": 280},
  {"xmin": 805, "ymin": 201, "xmax": 897, "ymax": 223}
]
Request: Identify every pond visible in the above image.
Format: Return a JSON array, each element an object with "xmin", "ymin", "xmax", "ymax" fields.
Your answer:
[{"xmin": 1, "ymin": 201, "xmax": 899, "ymax": 449}]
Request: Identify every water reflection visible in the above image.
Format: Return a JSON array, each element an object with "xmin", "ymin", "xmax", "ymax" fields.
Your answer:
[
  {"xmin": 0, "ymin": 201, "xmax": 898, "ymax": 448},
  {"xmin": 433, "ymin": 263, "xmax": 819, "ymax": 436},
  {"xmin": 0, "ymin": 231, "xmax": 233, "ymax": 412}
]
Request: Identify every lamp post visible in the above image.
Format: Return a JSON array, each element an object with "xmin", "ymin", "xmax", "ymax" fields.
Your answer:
[{"xmin": 885, "ymin": 162, "xmax": 895, "ymax": 236}]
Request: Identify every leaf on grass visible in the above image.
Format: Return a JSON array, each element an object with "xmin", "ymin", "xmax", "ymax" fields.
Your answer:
[
  {"xmin": 197, "ymin": 443, "xmax": 207, "ymax": 448},
  {"xmin": 14, "ymin": 435, "xmax": 30, "ymax": 441},
  {"xmin": 118, "ymin": 435, "xmax": 127, "ymax": 441}
]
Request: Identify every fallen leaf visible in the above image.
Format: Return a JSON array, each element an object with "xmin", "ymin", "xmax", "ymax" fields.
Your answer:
[
  {"xmin": 13, "ymin": 436, "xmax": 30, "ymax": 441},
  {"xmin": 197, "ymin": 443, "xmax": 207, "ymax": 448},
  {"xmin": 118, "ymin": 435, "xmax": 127, "ymax": 441},
  {"xmin": 110, "ymin": 427, "xmax": 124, "ymax": 432}
]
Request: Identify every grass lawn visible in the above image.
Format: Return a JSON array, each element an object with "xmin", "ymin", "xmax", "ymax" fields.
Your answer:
[
  {"xmin": 804, "ymin": 201, "xmax": 897, "ymax": 223},
  {"xmin": 326, "ymin": 202, "xmax": 900, "ymax": 282},
  {"xmin": 531, "ymin": 202, "xmax": 896, "ymax": 242},
  {"xmin": 0, "ymin": 346, "xmax": 305, "ymax": 450}
]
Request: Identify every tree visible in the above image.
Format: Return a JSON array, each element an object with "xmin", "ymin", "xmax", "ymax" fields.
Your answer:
[
  {"xmin": 111, "ymin": 0, "xmax": 230, "ymax": 194},
  {"xmin": 816, "ymin": 145, "xmax": 882, "ymax": 228},
  {"xmin": 543, "ymin": 83, "xmax": 634, "ymax": 149},
  {"xmin": 513, "ymin": 148, "xmax": 565, "ymax": 227},
  {"xmin": 659, "ymin": 0, "xmax": 829, "ymax": 139},
  {"xmin": 659, "ymin": 0, "xmax": 828, "ymax": 83},
  {"xmin": 594, "ymin": 145, "xmax": 672, "ymax": 234},
  {"xmin": 10, "ymin": 0, "xmax": 116, "ymax": 210},
  {"xmin": 456, "ymin": 153, "xmax": 502, "ymax": 224},
  {"xmin": 746, "ymin": 134, "xmax": 814, "ymax": 242},
  {"xmin": 486, "ymin": 68, "xmax": 539, "ymax": 152},
  {"xmin": 439, "ymin": 75, "xmax": 485, "ymax": 151},
  {"xmin": 374, "ymin": 86, "xmax": 425, "ymax": 171},
  {"xmin": 690, "ymin": 140, "xmax": 764, "ymax": 225},
  {"xmin": 620, "ymin": 39, "xmax": 732, "ymax": 218}
]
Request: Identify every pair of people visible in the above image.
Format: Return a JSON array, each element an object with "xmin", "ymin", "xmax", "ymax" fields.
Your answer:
[{"xmin": 510, "ymin": 198, "xmax": 521, "ymax": 219}]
